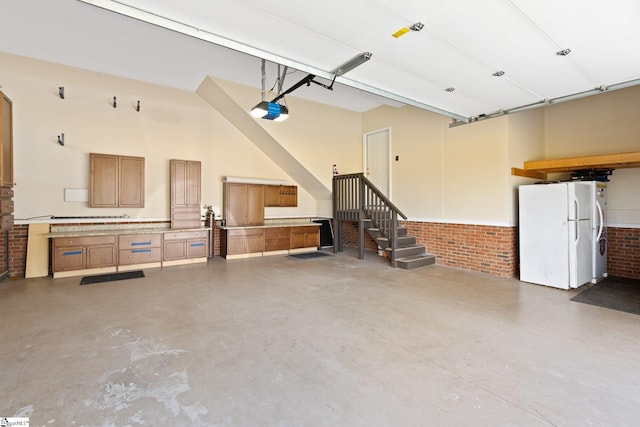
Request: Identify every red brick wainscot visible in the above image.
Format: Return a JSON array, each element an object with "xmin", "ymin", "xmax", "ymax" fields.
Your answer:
[
  {"xmin": 607, "ymin": 227, "xmax": 640, "ymax": 280},
  {"xmin": 403, "ymin": 221, "xmax": 518, "ymax": 277},
  {"xmin": 340, "ymin": 220, "xmax": 518, "ymax": 277}
]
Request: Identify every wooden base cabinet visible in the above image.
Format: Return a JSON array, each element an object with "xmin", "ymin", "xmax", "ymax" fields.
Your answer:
[
  {"xmin": 163, "ymin": 230, "xmax": 209, "ymax": 261},
  {"xmin": 290, "ymin": 226, "xmax": 320, "ymax": 249},
  {"xmin": 118, "ymin": 234, "xmax": 162, "ymax": 266},
  {"xmin": 53, "ymin": 236, "xmax": 117, "ymax": 273}
]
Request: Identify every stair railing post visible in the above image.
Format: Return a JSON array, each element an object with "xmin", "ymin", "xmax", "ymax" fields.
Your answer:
[
  {"xmin": 358, "ymin": 175, "xmax": 365, "ymax": 260},
  {"xmin": 391, "ymin": 214, "xmax": 398, "ymax": 268}
]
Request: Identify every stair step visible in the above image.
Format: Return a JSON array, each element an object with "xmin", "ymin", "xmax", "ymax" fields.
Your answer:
[
  {"xmin": 386, "ymin": 244, "xmax": 426, "ymax": 258},
  {"xmin": 376, "ymin": 235, "xmax": 416, "ymax": 247},
  {"xmin": 397, "ymin": 253, "xmax": 437, "ymax": 270}
]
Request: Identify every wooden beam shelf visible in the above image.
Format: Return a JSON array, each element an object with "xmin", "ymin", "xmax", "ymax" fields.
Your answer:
[{"xmin": 512, "ymin": 151, "xmax": 640, "ymax": 179}]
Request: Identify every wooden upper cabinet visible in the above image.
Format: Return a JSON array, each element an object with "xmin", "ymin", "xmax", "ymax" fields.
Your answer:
[
  {"xmin": 170, "ymin": 159, "xmax": 201, "ymax": 228},
  {"xmin": 223, "ymin": 183, "xmax": 265, "ymax": 227},
  {"xmin": 171, "ymin": 160, "xmax": 201, "ymax": 207},
  {"xmin": 264, "ymin": 185, "xmax": 297, "ymax": 207},
  {"xmin": 89, "ymin": 153, "xmax": 144, "ymax": 208},
  {"xmin": 1, "ymin": 92, "xmax": 13, "ymax": 188},
  {"xmin": 119, "ymin": 156, "xmax": 144, "ymax": 207}
]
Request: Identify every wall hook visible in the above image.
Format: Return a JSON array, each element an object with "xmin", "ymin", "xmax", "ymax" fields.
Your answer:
[
  {"xmin": 113, "ymin": 96, "xmax": 117, "ymax": 108},
  {"xmin": 59, "ymin": 86, "xmax": 65, "ymax": 99},
  {"xmin": 57, "ymin": 133, "xmax": 65, "ymax": 146},
  {"xmin": 136, "ymin": 100, "xmax": 140, "ymax": 112}
]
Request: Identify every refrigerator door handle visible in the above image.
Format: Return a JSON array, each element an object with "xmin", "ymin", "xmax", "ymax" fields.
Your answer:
[{"xmin": 596, "ymin": 200, "xmax": 604, "ymax": 241}]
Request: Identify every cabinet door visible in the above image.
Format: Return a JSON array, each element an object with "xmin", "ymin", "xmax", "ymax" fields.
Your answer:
[
  {"xmin": 86, "ymin": 244, "xmax": 117, "ymax": 268},
  {"xmin": 280, "ymin": 186, "xmax": 297, "ymax": 207},
  {"xmin": 246, "ymin": 184, "xmax": 265, "ymax": 225},
  {"xmin": 264, "ymin": 185, "xmax": 281, "ymax": 207},
  {"xmin": 53, "ymin": 247, "xmax": 86, "ymax": 272},
  {"xmin": 163, "ymin": 239, "xmax": 187, "ymax": 260},
  {"xmin": 90, "ymin": 154, "xmax": 118, "ymax": 207},
  {"xmin": 1, "ymin": 92, "xmax": 13, "ymax": 188},
  {"xmin": 186, "ymin": 239, "xmax": 208, "ymax": 258},
  {"xmin": 186, "ymin": 161, "xmax": 201, "ymax": 206},
  {"xmin": 224, "ymin": 183, "xmax": 248, "ymax": 227},
  {"xmin": 291, "ymin": 226, "xmax": 319, "ymax": 249},
  {"xmin": 119, "ymin": 156, "xmax": 144, "ymax": 207}
]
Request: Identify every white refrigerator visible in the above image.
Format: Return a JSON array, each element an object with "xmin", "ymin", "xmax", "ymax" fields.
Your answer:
[{"xmin": 519, "ymin": 181, "xmax": 607, "ymax": 289}]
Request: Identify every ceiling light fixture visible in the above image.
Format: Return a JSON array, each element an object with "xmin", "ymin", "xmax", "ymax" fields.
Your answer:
[
  {"xmin": 556, "ymin": 48, "xmax": 571, "ymax": 56},
  {"xmin": 331, "ymin": 52, "xmax": 373, "ymax": 77},
  {"xmin": 445, "ymin": 87, "xmax": 456, "ymax": 92},
  {"xmin": 492, "ymin": 71, "xmax": 505, "ymax": 77},
  {"xmin": 251, "ymin": 53, "xmax": 372, "ymax": 121},
  {"xmin": 392, "ymin": 21, "xmax": 424, "ymax": 38}
]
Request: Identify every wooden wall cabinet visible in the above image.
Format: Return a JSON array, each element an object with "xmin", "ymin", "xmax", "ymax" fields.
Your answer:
[
  {"xmin": 170, "ymin": 159, "xmax": 201, "ymax": 228},
  {"xmin": 0, "ymin": 91, "xmax": 14, "ymax": 230},
  {"xmin": 163, "ymin": 230, "xmax": 209, "ymax": 261},
  {"xmin": 264, "ymin": 185, "xmax": 297, "ymax": 207},
  {"xmin": 90, "ymin": 153, "xmax": 144, "ymax": 208},
  {"xmin": 53, "ymin": 235, "xmax": 117, "ymax": 272},
  {"xmin": 224, "ymin": 183, "xmax": 265, "ymax": 226}
]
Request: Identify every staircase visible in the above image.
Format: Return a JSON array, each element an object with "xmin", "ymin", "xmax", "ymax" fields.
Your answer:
[
  {"xmin": 363, "ymin": 218, "xmax": 436, "ymax": 269},
  {"xmin": 332, "ymin": 173, "xmax": 436, "ymax": 270}
]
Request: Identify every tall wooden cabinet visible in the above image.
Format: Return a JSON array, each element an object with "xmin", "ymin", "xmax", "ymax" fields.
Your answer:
[
  {"xmin": 89, "ymin": 153, "xmax": 144, "ymax": 208},
  {"xmin": 170, "ymin": 159, "xmax": 201, "ymax": 228},
  {"xmin": 0, "ymin": 91, "xmax": 14, "ymax": 230},
  {"xmin": 223, "ymin": 183, "xmax": 264, "ymax": 226}
]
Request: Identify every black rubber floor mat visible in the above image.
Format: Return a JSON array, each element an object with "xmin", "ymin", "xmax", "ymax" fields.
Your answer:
[
  {"xmin": 571, "ymin": 276, "xmax": 640, "ymax": 315},
  {"xmin": 288, "ymin": 252, "xmax": 331, "ymax": 260},
  {"xmin": 80, "ymin": 270, "xmax": 145, "ymax": 285}
]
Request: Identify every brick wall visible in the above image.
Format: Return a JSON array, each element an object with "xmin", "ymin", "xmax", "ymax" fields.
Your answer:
[
  {"xmin": 8, "ymin": 224, "xmax": 28, "ymax": 278},
  {"xmin": 403, "ymin": 221, "xmax": 518, "ymax": 277},
  {"xmin": 341, "ymin": 221, "xmax": 379, "ymax": 253},
  {"xmin": 339, "ymin": 219, "xmax": 518, "ymax": 277},
  {"xmin": 607, "ymin": 227, "xmax": 640, "ymax": 279}
]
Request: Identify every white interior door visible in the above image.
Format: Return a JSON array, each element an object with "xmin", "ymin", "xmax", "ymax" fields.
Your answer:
[{"xmin": 364, "ymin": 128, "xmax": 390, "ymax": 198}]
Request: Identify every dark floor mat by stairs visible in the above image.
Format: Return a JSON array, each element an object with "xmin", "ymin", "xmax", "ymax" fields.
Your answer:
[
  {"xmin": 571, "ymin": 276, "xmax": 640, "ymax": 315},
  {"xmin": 80, "ymin": 270, "xmax": 145, "ymax": 285}
]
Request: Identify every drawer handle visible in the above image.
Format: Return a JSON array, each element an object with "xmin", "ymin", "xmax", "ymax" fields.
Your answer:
[
  {"xmin": 190, "ymin": 242, "xmax": 205, "ymax": 247},
  {"xmin": 131, "ymin": 241, "xmax": 152, "ymax": 246},
  {"xmin": 62, "ymin": 250, "xmax": 83, "ymax": 256},
  {"xmin": 131, "ymin": 249, "xmax": 152, "ymax": 253}
]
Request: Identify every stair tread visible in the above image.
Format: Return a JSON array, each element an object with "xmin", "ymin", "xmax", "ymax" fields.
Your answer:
[
  {"xmin": 385, "ymin": 244, "xmax": 424, "ymax": 251},
  {"xmin": 397, "ymin": 253, "xmax": 436, "ymax": 261}
]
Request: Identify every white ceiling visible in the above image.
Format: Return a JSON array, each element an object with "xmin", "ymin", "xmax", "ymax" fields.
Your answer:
[{"xmin": 2, "ymin": 0, "xmax": 639, "ymax": 123}]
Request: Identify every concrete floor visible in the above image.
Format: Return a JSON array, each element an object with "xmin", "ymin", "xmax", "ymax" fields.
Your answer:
[{"xmin": 1, "ymin": 250, "xmax": 639, "ymax": 427}]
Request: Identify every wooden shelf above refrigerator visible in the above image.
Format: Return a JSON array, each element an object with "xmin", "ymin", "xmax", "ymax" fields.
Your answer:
[{"xmin": 512, "ymin": 151, "xmax": 640, "ymax": 180}]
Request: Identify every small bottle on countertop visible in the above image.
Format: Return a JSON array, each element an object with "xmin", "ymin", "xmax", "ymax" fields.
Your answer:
[{"xmin": 332, "ymin": 164, "xmax": 339, "ymax": 175}]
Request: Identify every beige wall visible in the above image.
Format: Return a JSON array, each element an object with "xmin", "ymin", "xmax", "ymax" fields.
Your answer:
[
  {"xmin": 543, "ymin": 86, "xmax": 640, "ymax": 226},
  {"xmin": 363, "ymin": 105, "xmax": 516, "ymax": 225},
  {"xmin": 1, "ymin": 52, "xmax": 359, "ymax": 222}
]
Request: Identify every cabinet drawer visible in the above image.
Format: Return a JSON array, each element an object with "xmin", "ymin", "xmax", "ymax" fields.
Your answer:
[
  {"xmin": 164, "ymin": 230, "xmax": 208, "ymax": 240},
  {"xmin": 54, "ymin": 235, "xmax": 116, "ymax": 248},
  {"xmin": 0, "ymin": 187, "xmax": 13, "ymax": 198},
  {"xmin": 119, "ymin": 247, "xmax": 162, "ymax": 265},
  {"xmin": 227, "ymin": 228, "xmax": 264, "ymax": 237},
  {"xmin": 118, "ymin": 233, "xmax": 161, "ymax": 249},
  {"xmin": 265, "ymin": 227, "xmax": 290, "ymax": 239}
]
